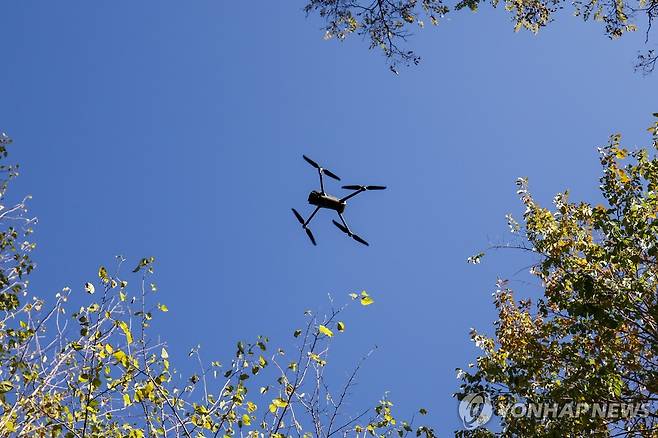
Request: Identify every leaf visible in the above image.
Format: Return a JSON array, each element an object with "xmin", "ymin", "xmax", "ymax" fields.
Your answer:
[
  {"xmin": 84, "ymin": 282, "xmax": 95, "ymax": 294},
  {"xmin": 419, "ymin": 408, "xmax": 428, "ymax": 415},
  {"xmin": 467, "ymin": 252, "xmax": 485, "ymax": 264},
  {"xmin": 132, "ymin": 257, "xmax": 154, "ymax": 273},
  {"xmin": 123, "ymin": 393, "xmax": 131, "ymax": 407},
  {"xmin": 360, "ymin": 291, "xmax": 374, "ymax": 306},
  {"xmin": 98, "ymin": 266, "xmax": 109, "ymax": 282},
  {"xmin": 349, "ymin": 293, "xmax": 358, "ymax": 300},
  {"xmin": 157, "ymin": 303, "xmax": 168, "ymax": 312},
  {"xmin": 161, "ymin": 348, "xmax": 169, "ymax": 359},
  {"xmin": 293, "ymin": 329, "xmax": 302, "ymax": 338},
  {"xmin": 337, "ymin": 321, "xmax": 345, "ymax": 332},
  {"xmin": 318, "ymin": 325, "xmax": 334, "ymax": 337},
  {"xmin": 309, "ymin": 353, "xmax": 327, "ymax": 366},
  {"xmin": 0, "ymin": 381, "xmax": 13, "ymax": 393},
  {"xmin": 118, "ymin": 321, "xmax": 133, "ymax": 344},
  {"xmin": 272, "ymin": 398, "xmax": 288, "ymax": 408}
]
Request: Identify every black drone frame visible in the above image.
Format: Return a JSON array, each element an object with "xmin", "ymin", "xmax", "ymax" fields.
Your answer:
[{"xmin": 292, "ymin": 155, "xmax": 385, "ymax": 246}]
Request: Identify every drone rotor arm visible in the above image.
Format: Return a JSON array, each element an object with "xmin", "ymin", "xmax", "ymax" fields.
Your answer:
[
  {"xmin": 304, "ymin": 206, "xmax": 321, "ymax": 227},
  {"xmin": 339, "ymin": 187, "xmax": 366, "ymax": 203}
]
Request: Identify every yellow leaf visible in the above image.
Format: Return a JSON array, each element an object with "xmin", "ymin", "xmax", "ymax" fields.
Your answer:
[
  {"xmin": 272, "ymin": 398, "xmax": 288, "ymax": 408},
  {"xmin": 318, "ymin": 325, "xmax": 334, "ymax": 337},
  {"xmin": 84, "ymin": 282, "xmax": 95, "ymax": 294},
  {"xmin": 98, "ymin": 266, "xmax": 109, "ymax": 282},
  {"xmin": 337, "ymin": 321, "xmax": 345, "ymax": 332},
  {"xmin": 123, "ymin": 393, "xmax": 132, "ymax": 407},
  {"xmin": 360, "ymin": 291, "xmax": 374, "ymax": 306},
  {"xmin": 118, "ymin": 321, "xmax": 133, "ymax": 344}
]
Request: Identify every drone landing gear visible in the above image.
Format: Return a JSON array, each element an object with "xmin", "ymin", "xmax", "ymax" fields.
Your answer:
[
  {"xmin": 292, "ymin": 207, "xmax": 319, "ymax": 245},
  {"xmin": 332, "ymin": 213, "xmax": 369, "ymax": 246}
]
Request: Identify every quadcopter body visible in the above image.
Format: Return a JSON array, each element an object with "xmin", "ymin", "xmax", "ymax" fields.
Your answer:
[
  {"xmin": 292, "ymin": 155, "xmax": 386, "ymax": 246},
  {"xmin": 307, "ymin": 190, "xmax": 346, "ymax": 213}
]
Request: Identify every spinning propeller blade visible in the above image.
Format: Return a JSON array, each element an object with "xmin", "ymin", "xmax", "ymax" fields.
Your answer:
[
  {"xmin": 342, "ymin": 185, "xmax": 363, "ymax": 190},
  {"xmin": 366, "ymin": 185, "xmax": 386, "ymax": 190},
  {"xmin": 292, "ymin": 208, "xmax": 304, "ymax": 225},
  {"xmin": 332, "ymin": 220, "xmax": 349, "ymax": 234},
  {"xmin": 322, "ymin": 168, "xmax": 341, "ymax": 181},
  {"xmin": 351, "ymin": 234, "xmax": 369, "ymax": 246},
  {"xmin": 305, "ymin": 228, "xmax": 317, "ymax": 245},
  {"xmin": 302, "ymin": 155, "xmax": 319, "ymax": 169}
]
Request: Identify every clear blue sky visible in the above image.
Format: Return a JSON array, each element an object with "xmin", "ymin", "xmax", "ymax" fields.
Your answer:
[{"xmin": 0, "ymin": 1, "xmax": 655, "ymax": 434}]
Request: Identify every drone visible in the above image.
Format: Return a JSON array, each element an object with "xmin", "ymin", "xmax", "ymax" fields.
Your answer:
[{"xmin": 292, "ymin": 155, "xmax": 386, "ymax": 246}]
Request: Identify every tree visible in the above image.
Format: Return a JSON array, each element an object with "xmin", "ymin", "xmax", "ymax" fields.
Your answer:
[
  {"xmin": 303, "ymin": 0, "xmax": 657, "ymax": 73},
  {"xmin": 456, "ymin": 115, "xmax": 658, "ymax": 436},
  {"xmin": 0, "ymin": 134, "xmax": 436, "ymax": 437}
]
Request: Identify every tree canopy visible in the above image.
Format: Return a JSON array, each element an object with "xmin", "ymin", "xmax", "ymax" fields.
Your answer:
[
  {"xmin": 304, "ymin": 0, "xmax": 657, "ymax": 73},
  {"xmin": 456, "ymin": 115, "xmax": 658, "ymax": 436}
]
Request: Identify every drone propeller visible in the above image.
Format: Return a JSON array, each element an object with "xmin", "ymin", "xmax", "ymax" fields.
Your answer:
[
  {"xmin": 302, "ymin": 155, "xmax": 341, "ymax": 181},
  {"xmin": 351, "ymin": 234, "xmax": 369, "ymax": 246},
  {"xmin": 322, "ymin": 168, "xmax": 341, "ymax": 181},
  {"xmin": 292, "ymin": 208, "xmax": 304, "ymax": 225},
  {"xmin": 331, "ymin": 220, "xmax": 369, "ymax": 246},
  {"xmin": 332, "ymin": 220, "xmax": 349, "ymax": 234},
  {"xmin": 292, "ymin": 208, "xmax": 317, "ymax": 245},
  {"xmin": 305, "ymin": 228, "xmax": 317, "ymax": 246},
  {"xmin": 302, "ymin": 155, "xmax": 319, "ymax": 169},
  {"xmin": 342, "ymin": 185, "xmax": 386, "ymax": 191}
]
